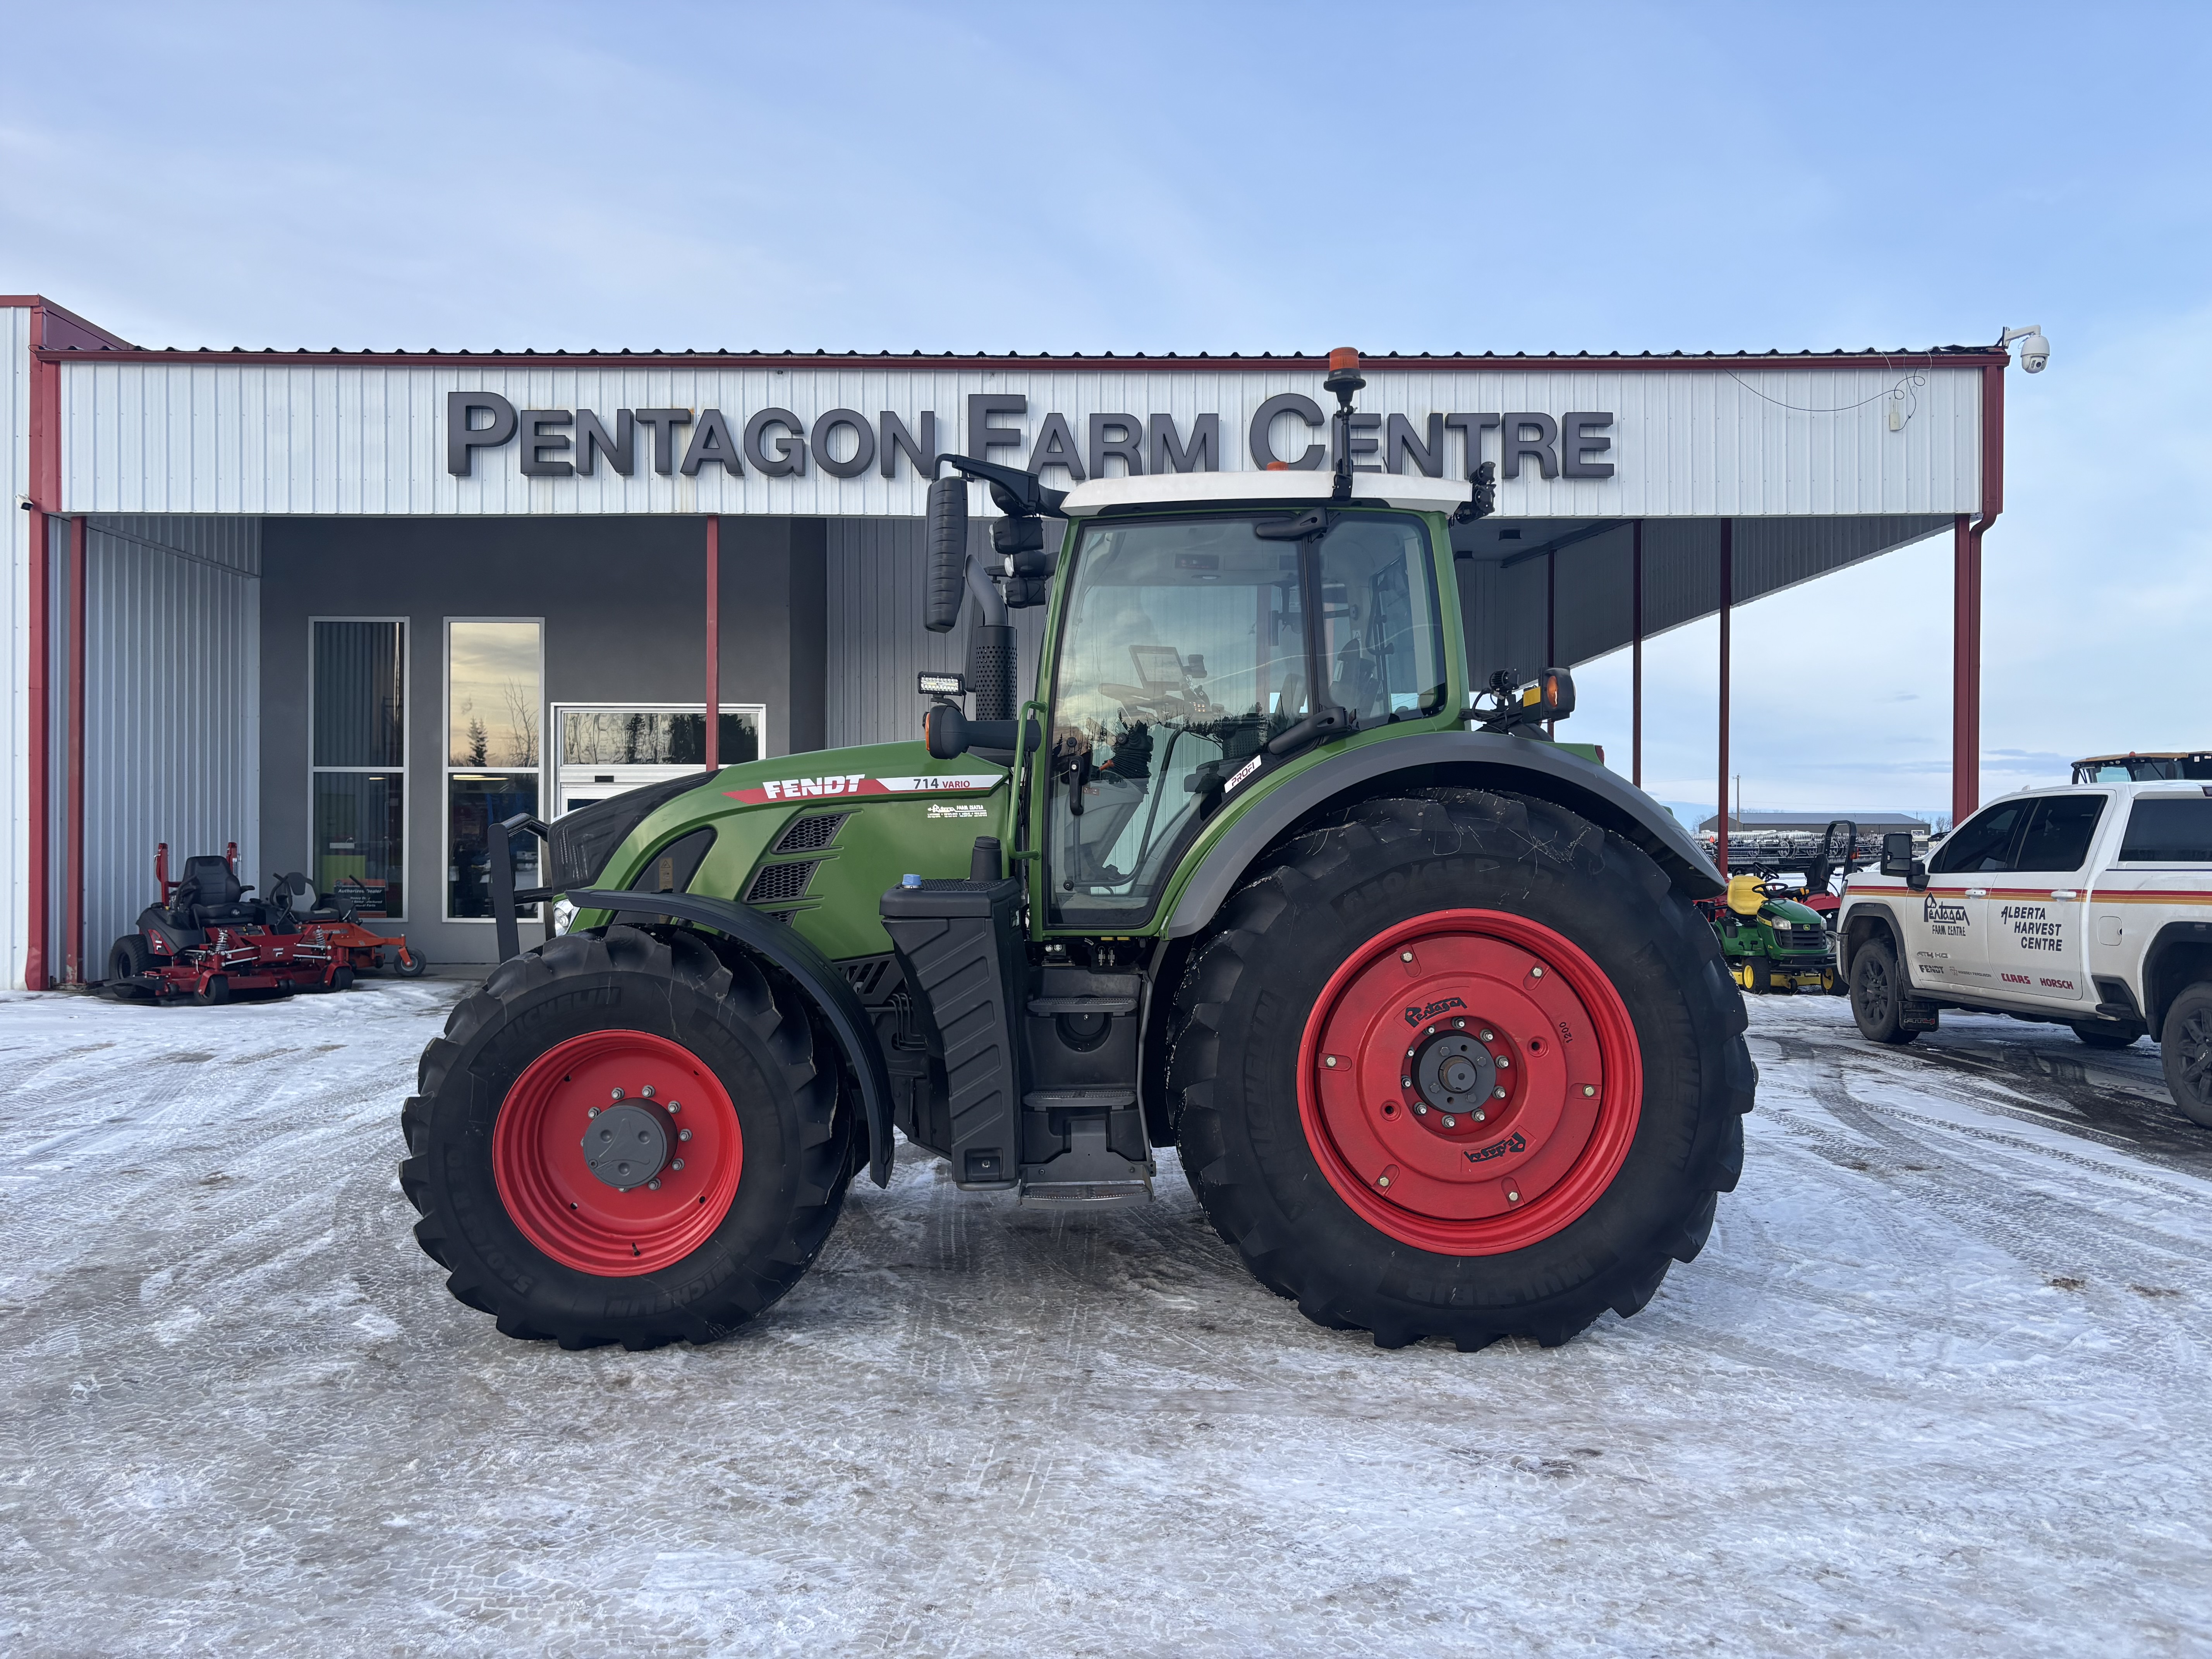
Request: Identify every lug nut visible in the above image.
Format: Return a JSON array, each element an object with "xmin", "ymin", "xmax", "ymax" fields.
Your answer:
[
  {"xmin": 1427, "ymin": 1025, "xmax": 1437, "ymax": 1036},
  {"xmin": 1400, "ymin": 951, "xmax": 1414, "ymax": 963},
  {"xmin": 1402, "ymin": 1077, "xmax": 1413, "ymax": 1089},
  {"xmin": 667, "ymin": 1102, "xmax": 681, "ymax": 1115},
  {"xmin": 1494, "ymin": 1086, "xmax": 1507, "ymax": 1099},
  {"xmin": 1377, "ymin": 1174, "xmax": 1393, "ymax": 1188},
  {"xmin": 1442, "ymin": 1115, "xmax": 1456, "ymax": 1128},
  {"xmin": 641, "ymin": 1085, "xmax": 655, "ymax": 1099},
  {"xmin": 611, "ymin": 1087, "xmax": 625, "ymax": 1101},
  {"xmin": 1453, "ymin": 1018, "xmax": 1465, "ymax": 1029},
  {"xmin": 1507, "ymin": 1188, "xmax": 1521, "ymax": 1203},
  {"xmin": 1480, "ymin": 1030, "xmax": 1494, "ymax": 1042},
  {"xmin": 678, "ymin": 1128, "xmax": 692, "ymax": 1141},
  {"xmin": 1474, "ymin": 1108, "xmax": 1486, "ymax": 1121},
  {"xmin": 671, "ymin": 1159, "xmax": 685, "ymax": 1172},
  {"xmin": 587, "ymin": 1106, "xmax": 601, "ymax": 1118},
  {"xmin": 1496, "ymin": 1056, "xmax": 1511, "ymax": 1069},
  {"xmin": 1324, "ymin": 1056, "xmax": 1338, "ymax": 1068},
  {"xmin": 1530, "ymin": 967, "xmax": 1545, "ymax": 979},
  {"xmin": 1413, "ymin": 1103, "xmax": 1427, "ymax": 1115},
  {"xmin": 1583, "ymin": 1085, "xmax": 1596, "ymax": 1097}
]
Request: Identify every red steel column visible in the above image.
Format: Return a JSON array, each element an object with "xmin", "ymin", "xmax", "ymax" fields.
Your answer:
[
  {"xmin": 1954, "ymin": 361, "xmax": 2004, "ymax": 825},
  {"xmin": 704, "ymin": 515, "xmax": 721, "ymax": 770},
  {"xmin": 1631, "ymin": 519, "xmax": 1644, "ymax": 790},
  {"xmin": 65, "ymin": 516, "xmax": 86, "ymax": 984},
  {"xmin": 1716, "ymin": 520, "xmax": 1732, "ymax": 875}
]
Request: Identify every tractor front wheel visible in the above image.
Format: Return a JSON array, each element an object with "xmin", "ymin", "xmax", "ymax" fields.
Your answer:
[
  {"xmin": 400, "ymin": 924, "xmax": 857, "ymax": 1348},
  {"xmin": 1169, "ymin": 791, "xmax": 1754, "ymax": 1350}
]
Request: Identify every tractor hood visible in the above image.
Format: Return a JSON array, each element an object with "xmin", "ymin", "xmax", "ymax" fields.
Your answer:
[
  {"xmin": 708, "ymin": 743, "xmax": 1007, "ymax": 810},
  {"xmin": 1764, "ymin": 895, "xmax": 1827, "ymax": 927}
]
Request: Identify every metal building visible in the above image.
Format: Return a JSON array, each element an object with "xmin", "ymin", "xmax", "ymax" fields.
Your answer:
[{"xmin": 3, "ymin": 294, "xmax": 2013, "ymax": 983}]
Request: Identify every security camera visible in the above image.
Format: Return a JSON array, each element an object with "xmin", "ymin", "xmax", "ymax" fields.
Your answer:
[{"xmin": 2001, "ymin": 325, "xmax": 2050, "ymax": 373}]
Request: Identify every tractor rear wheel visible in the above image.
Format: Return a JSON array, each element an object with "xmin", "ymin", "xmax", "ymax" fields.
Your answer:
[
  {"xmin": 399, "ymin": 924, "xmax": 857, "ymax": 1348},
  {"xmin": 1168, "ymin": 791, "xmax": 1754, "ymax": 1350}
]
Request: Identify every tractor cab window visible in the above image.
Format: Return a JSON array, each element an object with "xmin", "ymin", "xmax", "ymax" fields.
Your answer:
[{"xmin": 1045, "ymin": 511, "xmax": 1444, "ymax": 928}]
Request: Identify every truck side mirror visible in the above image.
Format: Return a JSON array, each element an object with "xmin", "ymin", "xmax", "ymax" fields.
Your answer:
[
  {"xmin": 924, "ymin": 474, "xmax": 968, "ymax": 634},
  {"xmin": 1879, "ymin": 833, "xmax": 1914, "ymax": 877}
]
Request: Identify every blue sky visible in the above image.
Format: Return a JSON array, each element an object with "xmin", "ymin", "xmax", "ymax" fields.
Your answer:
[{"xmin": 5, "ymin": 1, "xmax": 2207, "ymax": 823}]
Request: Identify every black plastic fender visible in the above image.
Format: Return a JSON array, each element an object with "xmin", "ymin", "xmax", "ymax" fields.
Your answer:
[
  {"xmin": 1165, "ymin": 729, "xmax": 1724, "ymax": 939},
  {"xmin": 567, "ymin": 889, "xmax": 895, "ymax": 1187}
]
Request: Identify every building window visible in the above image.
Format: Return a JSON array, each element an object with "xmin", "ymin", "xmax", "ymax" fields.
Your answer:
[
  {"xmin": 446, "ymin": 619, "xmax": 543, "ymax": 921},
  {"xmin": 310, "ymin": 619, "xmax": 407, "ymax": 919}
]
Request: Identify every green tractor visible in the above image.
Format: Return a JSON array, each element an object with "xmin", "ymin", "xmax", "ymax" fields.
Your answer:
[{"xmin": 399, "ymin": 350, "xmax": 1755, "ymax": 1353}]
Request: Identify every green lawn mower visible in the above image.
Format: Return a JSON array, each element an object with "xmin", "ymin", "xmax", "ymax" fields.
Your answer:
[{"xmin": 1707, "ymin": 874, "xmax": 1840, "ymax": 994}]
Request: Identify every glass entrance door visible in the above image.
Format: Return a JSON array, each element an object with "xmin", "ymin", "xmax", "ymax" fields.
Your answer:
[{"xmin": 551, "ymin": 704, "xmax": 766, "ymax": 816}]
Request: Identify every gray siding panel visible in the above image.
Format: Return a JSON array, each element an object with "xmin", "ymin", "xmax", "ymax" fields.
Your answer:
[{"xmin": 82, "ymin": 515, "xmax": 261, "ymax": 974}]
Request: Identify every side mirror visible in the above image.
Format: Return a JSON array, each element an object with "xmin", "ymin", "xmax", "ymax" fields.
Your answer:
[
  {"xmin": 924, "ymin": 474, "xmax": 969, "ymax": 634},
  {"xmin": 1879, "ymin": 833, "xmax": 1914, "ymax": 877}
]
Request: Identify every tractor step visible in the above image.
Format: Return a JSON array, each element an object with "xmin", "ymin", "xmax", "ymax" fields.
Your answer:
[{"xmin": 1018, "ymin": 1176, "xmax": 1152, "ymax": 1207}]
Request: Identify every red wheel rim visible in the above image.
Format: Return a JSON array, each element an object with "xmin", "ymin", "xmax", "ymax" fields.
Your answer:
[
  {"xmin": 1297, "ymin": 909, "xmax": 1641, "ymax": 1255},
  {"xmin": 492, "ymin": 1030, "xmax": 743, "ymax": 1276}
]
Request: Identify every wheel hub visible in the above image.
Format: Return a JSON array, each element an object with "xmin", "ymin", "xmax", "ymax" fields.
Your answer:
[
  {"xmin": 1297, "ymin": 909, "xmax": 1642, "ymax": 1256},
  {"xmin": 582, "ymin": 1102, "xmax": 672, "ymax": 1191}
]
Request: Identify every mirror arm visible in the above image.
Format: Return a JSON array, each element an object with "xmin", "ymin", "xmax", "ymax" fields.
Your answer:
[{"xmin": 965, "ymin": 555, "xmax": 1008, "ymax": 626}]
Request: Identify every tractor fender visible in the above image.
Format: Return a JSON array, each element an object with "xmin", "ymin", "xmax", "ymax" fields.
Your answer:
[
  {"xmin": 566, "ymin": 888, "xmax": 896, "ymax": 1187},
  {"xmin": 1164, "ymin": 730, "xmax": 1723, "ymax": 939}
]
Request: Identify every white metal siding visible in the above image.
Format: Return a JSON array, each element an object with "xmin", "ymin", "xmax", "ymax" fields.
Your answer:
[
  {"xmin": 59, "ymin": 362, "xmax": 1984, "ymax": 520},
  {"xmin": 2, "ymin": 306, "xmax": 28, "ymax": 985},
  {"xmin": 81, "ymin": 516, "xmax": 261, "ymax": 973}
]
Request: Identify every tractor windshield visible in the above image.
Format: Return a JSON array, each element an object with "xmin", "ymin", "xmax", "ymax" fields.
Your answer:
[{"xmin": 1045, "ymin": 510, "xmax": 1446, "ymax": 928}]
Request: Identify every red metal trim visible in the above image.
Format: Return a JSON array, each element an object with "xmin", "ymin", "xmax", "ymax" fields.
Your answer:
[
  {"xmin": 2, "ymin": 295, "xmax": 134, "ymax": 350},
  {"xmin": 29, "ymin": 345, "xmax": 2013, "ymax": 373},
  {"xmin": 1631, "ymin": 520, "xmax": 1644, "ymax": 790},
  {"xmin": 704, "ymin": 515, "xmax": 720, "ymax": 771},
  {"xmin": 25, "ymin": 510, "xmax": 49, "ymax": 990},
  {"xmin": 1717, "ymin": 520, "xmax": 1732, "ymax": 874},
  {"xmin": 65, "ymin": 516, "xmax": 86, "ymax": 984}
]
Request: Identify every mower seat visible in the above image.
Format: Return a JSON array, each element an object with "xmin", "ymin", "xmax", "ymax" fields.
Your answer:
[{"xmin": 175, "ymin": 856, "xmax": 261, "ymax": 929}]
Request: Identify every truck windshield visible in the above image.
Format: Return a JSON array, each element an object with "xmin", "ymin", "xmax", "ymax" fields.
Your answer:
[{"xmin": 1045, "ymin": 510, "xmax": 1446, "ymax": 928}]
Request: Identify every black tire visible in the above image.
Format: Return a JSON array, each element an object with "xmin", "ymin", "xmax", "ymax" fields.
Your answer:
[
  {"xmin": 399, "ymin": 924, "xmax": 857, "ymax": 1348},
  {"xmin": 1850, "ymin": 936, "xmax": 1915, "ymax": 1045},
  {"xmin": 196, "ymin": 974, "xmax": 231, "ymax": 1007},
  {"xmin": 1166, "ymin": 790, "xmax": 1755, "ymax": 1351},
  {"xmin": 2160, "ymin": 982, "xmax": 2212, "ymax": 1129},
  {"xmin": 1750, "ymin": 955, "xmax": 1772, "ymax": 995},
  {"xmin": 392, "ymin": 946, "xmax": 429, "ymax": 979},
  {"xmin": 107, "ymin": 935, "xmax": 153, "ymax": 996},
  {"xmin": 2069, "ymin": 1022, "xmax": 2140, "ymax": 1051}
]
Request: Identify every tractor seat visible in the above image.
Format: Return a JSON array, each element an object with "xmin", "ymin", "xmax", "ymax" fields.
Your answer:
[{"xmin": 175, "ymin": 856, "xmax": 260, "ymax": 929}]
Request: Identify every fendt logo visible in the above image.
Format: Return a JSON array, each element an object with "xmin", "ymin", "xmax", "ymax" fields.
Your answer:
[
  {"xmin": 1403, "ymin": 996, "xmax": 1468, "ymax": 1026},
  {"xmin": 1923, "ymin": 896, "xmax": 1970, "ymax": 926}
]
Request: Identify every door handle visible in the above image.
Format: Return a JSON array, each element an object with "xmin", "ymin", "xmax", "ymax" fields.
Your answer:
[
  {"xmin": 2051, "ymin": 889, "xmax": 2078, "ymax": 899},
  {"xmin": 1965, "ymin": 887, "xmax": 1987, "ymax": 897}
]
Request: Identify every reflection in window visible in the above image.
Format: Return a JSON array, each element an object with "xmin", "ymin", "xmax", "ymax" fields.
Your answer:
[
  {"xmin": 448, "ymin": 620, "xmax": 543, "ymax": 920},
  {"xmin": 311, "ymin": 620, "xmax": 405, "ymax": 917},
  {"xmin": 559, "ymin": 709, "xmax": 761, "ymax": 767}
]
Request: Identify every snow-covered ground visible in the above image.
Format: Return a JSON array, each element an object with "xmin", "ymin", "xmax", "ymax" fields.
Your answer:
[{"xmin": 2, "ymin": 982, "xmax": 2207, "ymax": 1656}]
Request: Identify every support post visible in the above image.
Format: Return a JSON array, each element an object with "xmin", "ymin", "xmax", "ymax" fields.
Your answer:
[
  {"xmin": 704, "ymin": 514, "xmax": 721, "ymax": 771},
  {"xmin": 1545, "ymin": 549, "xmax": 1556, "ymax": 737},
  {"xmin": 1717, "ymin": 519, "xmax": 1732, "ymax": 875},
  {"xmin": 1631, "ymin": 519, "xmax": 1644, "ymax": 790},
  {"xmin": 1954, "ymin": 361, "xmax": 2003, "ymax": 826},
  {"xmin": 26, "ymin": 510, "xmax": 50, "ymax": 990},
  {"xmin": 65, "ymin": 517, "xmax": 86, "ymax": 985}
]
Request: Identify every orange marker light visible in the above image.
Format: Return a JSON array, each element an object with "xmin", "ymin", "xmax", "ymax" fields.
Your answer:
[{"xmin": 1328, "ymin": 347, "xmax": 1361, "ymax": 373}]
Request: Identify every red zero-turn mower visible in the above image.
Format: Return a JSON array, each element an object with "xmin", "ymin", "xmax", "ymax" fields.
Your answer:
[
  {"xmin": 266, "ymin": 873, "xmax": 428, "ymax": 979},
  {"xmin": 105, "ymin": 844, "xmax": 424, "ymax": 1004}
]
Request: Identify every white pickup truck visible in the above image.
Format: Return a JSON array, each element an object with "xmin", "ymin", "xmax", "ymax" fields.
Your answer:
[{"xmin": 1836, "ymin": 780, "xmax": 2212, "ymax": 1126}]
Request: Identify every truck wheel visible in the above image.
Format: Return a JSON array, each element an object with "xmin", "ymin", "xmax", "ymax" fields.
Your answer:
[
  {"xmin": 399, "ymin": 924, "xmax": 857, "ymax": 1348},
  {"xmin": 1849, "ymin": 938, "xmax": 1916, "ymax": 1045},
  {"xmin": 1168, "ymin": 791, "xmax": 1754, "ymax": 1350},
  {"xmin": 2069, "ymin": 1022, "xmax": 2140, "ymax": 1051},
  {"xmin": 2161, "ymin": 983, "xmax": 2212, "ymax": 1128}
]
